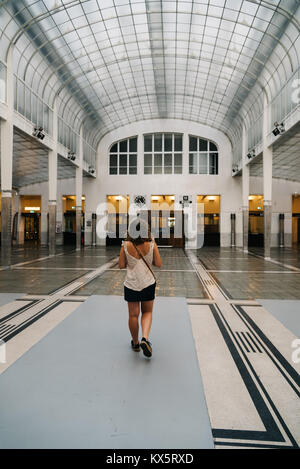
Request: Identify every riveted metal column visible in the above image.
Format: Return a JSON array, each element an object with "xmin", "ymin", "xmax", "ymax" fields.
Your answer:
[
  {"xmin": 231, "ymin": 213, "xmax": 236, "ymax": 247},
  {"xmin": 279, "ymin": 213, "xmax": 284, "ymax": 248},
  {"xmin": 92, "ymin": 213, "xmax": 97, "ymax": 246}
]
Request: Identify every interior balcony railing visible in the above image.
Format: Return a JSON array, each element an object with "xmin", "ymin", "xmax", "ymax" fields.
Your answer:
[{"xmin": 0, "ymin": 60, "xmax": 7, "ymax": 104}]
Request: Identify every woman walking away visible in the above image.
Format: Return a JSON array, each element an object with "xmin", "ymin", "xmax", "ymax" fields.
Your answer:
[{"xmin": 118, "ymin": 220, "xmax": 162, "ymax": 358}]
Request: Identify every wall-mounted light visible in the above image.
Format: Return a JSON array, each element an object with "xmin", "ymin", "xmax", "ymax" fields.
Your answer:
[
  {"xmin": 207, "ymin": 196, "xmax": 216, "ymax": 201},
  {"xmin": 151, "ymin": 196, "xmax": 159, "ymax": 201},
  {"xmin": 115, "ymin": 196, "xmax": 123, "ymax": 200},
  {"xmin": 25, "ymin": 206, "xmax": 40, "ymax": 211},
  {"xmin": 67, "ymin": 151, "xmax": 76, "ymax": 161},
  {"xmin": 32, "ymin": 127, "xmax": 45, "ymax": 140},
  {"xmin": 248, "ymin": 196, "xmax": 254, "ymax": 200},
  {"xmin": 272, "ymin": 122, "xmax": 285, "ymax": 137}
]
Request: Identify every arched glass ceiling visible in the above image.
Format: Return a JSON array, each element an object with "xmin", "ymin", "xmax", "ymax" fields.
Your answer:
[{"xmin": 1, "ymin": 0, "xmax": 300, "ymax": 147}]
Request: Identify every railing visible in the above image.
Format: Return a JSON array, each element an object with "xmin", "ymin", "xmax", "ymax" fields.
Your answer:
[
  {"xmin": 12, "ymin": 74, "xmax": 96, "ymax": 167},
  {"xmin": 57, "ymin": 116, "xmax": 79, "ymax": 154},
  {"xmin": 0, "ymin": 60, "xmax": 6, "ymax": 104},
  {"xmin": 270, "ymin": 67, "xmax": 300, "ymax": 129},
  {"xmin": 247, "ymin": 113, "xmax": 263, "ymax": 151},
  {"xmin": 13, "ymin": 74, "xmax": 53, "ymax": 135},
  {"xmin": 232, "ymin": 137, "xmax": 243, "ymax": 168},
  {"xmin": 83, "ymin": 139, "xmax": 96, "ymax": 169}
]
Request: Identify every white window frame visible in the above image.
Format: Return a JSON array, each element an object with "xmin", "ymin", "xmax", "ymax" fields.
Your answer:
[
  {"xmin": 143, "ymin": 133, "xmax": 183, "ymax": 175},
  {"xmin": 109, "ymin": 136, "xmax": 138, "ymax": 175}
]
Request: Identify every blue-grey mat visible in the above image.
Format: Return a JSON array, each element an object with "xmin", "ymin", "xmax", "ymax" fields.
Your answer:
[
  {"xmin": 0, "ymin": 295, "xmax": 213, "ymax": 449},
  {"xmin": 258, "ymin": 299, "xmax": 300, "ymax": 338},
  {"xmin": 0, "ymin": 293, "xmax": 24, "ymax": 307}
]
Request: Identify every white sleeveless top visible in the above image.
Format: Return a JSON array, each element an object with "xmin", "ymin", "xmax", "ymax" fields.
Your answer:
[{"xmin": 123, "ymin": 241, "xmax": 155, "ymax": 291}]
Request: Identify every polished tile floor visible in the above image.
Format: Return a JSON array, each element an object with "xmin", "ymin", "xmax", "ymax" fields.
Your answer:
[
  {"xmin": 0, "ymin": 244, "xmax": 299, "ymax": 449},
  {"xmin": 0, "ymin": 245, "xmax": 299, "ymax": 299}
]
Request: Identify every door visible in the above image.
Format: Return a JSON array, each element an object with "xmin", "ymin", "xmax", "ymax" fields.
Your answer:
[
  {"xmin": 24, "ymin": 214, "xmax": 40, "ymax": 242},
  {"xmin": 249, "ymin": 212, "xmax": 264, "ymax": 247},
  {"xmin": 143, "ymin": 210, "xmax": 184, "ymax": 247}
]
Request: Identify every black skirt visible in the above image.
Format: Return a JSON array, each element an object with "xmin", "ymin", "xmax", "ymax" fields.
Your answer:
[{"xmin": 124, "ymin": 282, "xmax": 156, "ymax": 302}]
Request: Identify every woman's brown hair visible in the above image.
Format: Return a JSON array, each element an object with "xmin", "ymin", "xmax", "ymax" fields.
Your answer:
[{"xmin": 126, "ymin": 219, "xmax": 152, "ymax": 245}]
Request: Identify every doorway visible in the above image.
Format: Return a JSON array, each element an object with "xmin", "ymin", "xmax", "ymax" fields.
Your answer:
[
  {"xmin": 248, "ymin": 195, "xmax": 264, "ymax": 247},
  {"xmin": 197, "ymin": 195, "xmax": 220, "ymax": 246},
  {"xmin": 24, "ymin": 213, "xmax": 40, "ymax": 242},
  {"xmin": 292, "ymin": 194, "xmax": 300, "ymax": 245},
  {"xmin": 62, "ymin": 195, "xmax": 85, "ymax": 245},
  {"xmin": 106, "ymin": 195, "xmax": 129, "ymax": 246},
  {"xmin": 20, "ymin": 195, "xmax": 41, "ymax": 244},
  {"xmin": 148, "ymin": 195, "xmax": 184, "ymax": 247}
]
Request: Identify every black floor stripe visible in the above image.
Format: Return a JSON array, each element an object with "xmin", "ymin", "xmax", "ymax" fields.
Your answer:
[
  {"xmin": 234, "ymin": 305, "xmax": 300, "ymax": 393},
  {"xmin": 210, "ymin": 304, "xmax": 298, "ymax": 448},
  {"xmin": 246, "ymin": 331, "xmax": 263, "ymax": 353},
  {"xmin": 0, "ymin": 300, "xmax": 40, "ymax": 326},
  {"xmin": 1, "ymin": 300, "xmax": 64, "ymax": 343}
]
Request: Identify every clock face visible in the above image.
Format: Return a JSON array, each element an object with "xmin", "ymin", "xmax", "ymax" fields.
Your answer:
[{"xmin": 134, "ymin": 195, "xmax": 146, "ymax": 207}]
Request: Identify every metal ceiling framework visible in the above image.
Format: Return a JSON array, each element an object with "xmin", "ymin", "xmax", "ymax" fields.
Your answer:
[{"xmin": 0, "ymin": 0, "xmax": 299, "ymax": 153}]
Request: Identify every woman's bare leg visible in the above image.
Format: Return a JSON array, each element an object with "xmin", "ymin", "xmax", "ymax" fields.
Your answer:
[
  {"xmin": 141, "ymin": 300, "xmax": 154, "ymax": 339},
  {"xmin": 128, "ymin": 302, "xmax": 140, "ymax": 344}
]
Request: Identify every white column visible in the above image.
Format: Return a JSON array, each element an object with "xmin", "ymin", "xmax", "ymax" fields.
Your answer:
[
  {"xmin": 263, "ymin": 92, "xmax": 273, "ymax": 260},
  {"xmin": 0, "ymin": 46, "xmax": 14, "ymax": 257},
  {"xmin": 242, "ymin": 124, "xmax": 249, "ymax": 252},
  {"xmin": 48, "ymin": 99, "xmax": 58, "ymax": 254},
  {"xmin": 40, "ymin": 194, "xmax": 48, "ymax": 245},
  {"xmin": 75, "ymin": 127, "xmax": 83, "ymax": 250}
]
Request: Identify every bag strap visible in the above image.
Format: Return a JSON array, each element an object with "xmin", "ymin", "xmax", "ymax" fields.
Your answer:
[{"xmin": 132, "ymin": 242, "xmax": 156, "ymax": 281}]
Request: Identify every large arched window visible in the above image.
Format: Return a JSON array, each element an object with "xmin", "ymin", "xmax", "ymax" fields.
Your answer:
[
  {"xmin": 189, "ymin": 136, "xmax": 218, "ymax": 175},
  {"xmin": 144, "ymin": 133, "xmax": 183, "ymax": 175},
  {"xmin": 109, "ymin": 137, "xmax": 137, "ymax": 175}
]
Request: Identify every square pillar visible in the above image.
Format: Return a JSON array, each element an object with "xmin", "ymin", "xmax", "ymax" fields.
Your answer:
[
  {"xmin": 48, "ymin": 99, "xmax": 58, "ymax": 255},
  {"xmin": 263, "ymin": 92, "xmax": 272, "ymax": 260},
  {"xmin": 242, "ymin": 124, "xmax": 249, "ymax": 252},
  {"xmin": 76, "ymin": 128, "xmax": 83, "ymax": 250},
  {"xmin": 263, "ymin": 146, "xmax": 273, "ymax": 260},
  {"xmin": 0, "ymin": 47, "xmax": 13, "ymax": 259}
]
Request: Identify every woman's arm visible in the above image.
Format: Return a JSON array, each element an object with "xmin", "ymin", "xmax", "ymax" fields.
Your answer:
[
  {"xmin": 152, "ymin": 242, "xmax": 162, "ymax": 268},
  {"xmin": 118, "ymin": 245, "xmax": 127, "ymax": 269}
]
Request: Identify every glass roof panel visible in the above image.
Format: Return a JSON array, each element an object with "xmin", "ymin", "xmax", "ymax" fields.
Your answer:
[{"xmin": 0, "ymin": 0, "xmax": 299, "ymax": 146}]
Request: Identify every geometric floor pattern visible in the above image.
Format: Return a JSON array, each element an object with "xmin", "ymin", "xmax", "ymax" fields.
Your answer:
[
  {"xmin": 0, "ymin": 245, "xmax": 299, "ymax": 448},
  {"xmin": 187, "ymin": 250, "xmax": 300, "ymax": 449}
]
